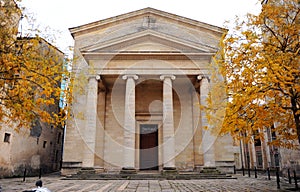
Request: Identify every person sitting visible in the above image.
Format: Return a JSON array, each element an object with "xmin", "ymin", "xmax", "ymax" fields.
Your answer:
[{"xmin": 32, "ymin": 180, "xmax": 51, "ymax": 192}]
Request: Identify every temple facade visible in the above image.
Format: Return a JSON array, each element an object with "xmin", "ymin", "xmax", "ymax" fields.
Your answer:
[{"xmin": 62, "ymin": 8, "xmax": 238, "ymax": 175}]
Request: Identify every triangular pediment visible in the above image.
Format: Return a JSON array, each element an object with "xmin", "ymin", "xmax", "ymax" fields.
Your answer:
[
  {"xmin": 70, "ymin": 7, "xmax": 226, "ymax": 55},
  {"xmin": 80, "ymin": 30, "xmax": 217, "ymax": 54},
  {"xmin": 70, "ymin": 7, "xmax": 225, "ymax": 38}
]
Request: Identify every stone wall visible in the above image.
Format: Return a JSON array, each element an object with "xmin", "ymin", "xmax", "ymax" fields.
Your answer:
[{"xmin": 0, "ymin": 124, "xmax": 63, "ymax": 178}]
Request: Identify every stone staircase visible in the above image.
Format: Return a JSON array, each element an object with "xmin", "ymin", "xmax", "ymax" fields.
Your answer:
[{"xmin": 64, "ymin": 167, "xmax": 235, "ymax": 180}]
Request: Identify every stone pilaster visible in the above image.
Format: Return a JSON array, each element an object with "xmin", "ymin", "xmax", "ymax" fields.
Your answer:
[
  {"xmin": 240, "ymin": 138, "xmax": 246, "ymax": 169},
  {"xmin": 122, "ymin": 75, "xmax": 138, "ymax": 170},
  {"xmin": 82, "ymin": 75, "xmax": 99, "ymax": 168},
  {"xmin": 198, "ymin": 75, "xmax": 216, "ymax": 167},
  {"xmin": 249, "ymin": 136, "xmax": 257, "ymax": 168},
  {"xmin": 160, "ymin": 75, "xmax": 176, "ymax": 169},
  {"xmin": 261, "ymin": 128, "xmax": 271, "ymax": 169}
]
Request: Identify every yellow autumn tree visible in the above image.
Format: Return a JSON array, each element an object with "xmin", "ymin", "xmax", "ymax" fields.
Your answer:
[
  {"xmin": 0, "ymin": 0, "xmax": 71, "ymax": 131},
  {"xmin": 208, "ymin": 0, "xmax": 300, "ymax": 148}
]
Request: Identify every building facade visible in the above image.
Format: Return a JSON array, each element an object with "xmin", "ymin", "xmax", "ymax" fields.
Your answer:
[
  {"xmin": 0, "ymin": 119, "xmax": 64, "ymax": 177},
  {"xmin": 62, "ymin": 8, "xmax": 239, "ymax": 175},
  {"xmin": 239, "ymin": 127, "xmax": 300, "ymax": 174},
  {"xmin": 0, "ymin": 38, "xmax": 65, "ymax": 177},
  {"xmin": 0, "ymin": 0, "xmax": 65, "ymax": 177}
]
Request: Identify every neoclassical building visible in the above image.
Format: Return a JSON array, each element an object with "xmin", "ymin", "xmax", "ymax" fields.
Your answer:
[{"xmin": 62, "ymin": 8, "xmax": 238, "ymax": 175}]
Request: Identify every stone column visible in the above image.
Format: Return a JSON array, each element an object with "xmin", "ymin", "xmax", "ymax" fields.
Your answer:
[
  {"xmin": 198, "ymin": 75, "xmax": 216, "ymax": 167},
  {"xmin": 94, "ymin": 86, "xmax": 106, "ymax": 170},
  {"xmin": 240, "ymin": 138, "xmax": 246, "ymax": 169},
  {"xmin": 160, "ymin": 75, "xmax": 176, "ymax": 169},
  {"xmin": 192, "ymin": 90, "xmax": 203, "ymax": 168},
  {"xmin": 122, "ymin": 75, "xmax": 138, "ymax": 171},
  {"xmin": 82, "ymin": 75, "xmax": 99, "ymax": 168}
]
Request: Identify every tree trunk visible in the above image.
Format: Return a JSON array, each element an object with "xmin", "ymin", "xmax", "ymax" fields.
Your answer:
[
  {"xmin": 291, "ymin": 97, "xmax": 300, "ymax": 144},
  {"xmin": 294, "ymin": 113, "xmax": 300, "ymax": 144}
]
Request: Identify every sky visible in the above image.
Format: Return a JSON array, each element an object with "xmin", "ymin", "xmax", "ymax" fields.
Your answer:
[{"xmin": 19, "ymin": 0, "xmax": 262, "ymax": 54}]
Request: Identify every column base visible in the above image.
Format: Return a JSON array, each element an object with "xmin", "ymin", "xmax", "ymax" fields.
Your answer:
[
  {"xmin": 77, "ymin": 167, "xmax": 96, "ymax": 175},
  {"xmin": 120, "ymin": 167, "xmax": 137, "ymax": 174},
  {"xmin": 94, "ymin": 166, "xmax": 105, "ymax": 174},
  {"xmin": 194, "ymin": 165, "xmax": 203, "ymax": 172},
  {"xmin": 200, "ymin": 166, "xmax": 221, "ymax": 174},
  {"xmin": 161, "ymin": 167, "xmax": 178, "ymax": 175}
]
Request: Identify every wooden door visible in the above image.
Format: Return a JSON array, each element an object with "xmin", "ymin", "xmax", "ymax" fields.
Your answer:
[{"xmin": 140, "ymin": 124, "xmax": 158, "ymax": 170}]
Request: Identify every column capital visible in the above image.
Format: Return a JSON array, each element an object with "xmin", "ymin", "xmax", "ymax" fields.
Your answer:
[
  {"xmin": 197, "ymin": 74, "xmax": 210, "ymax": 82},
  {"xmin": 160, "ymin": 75, "xmax": 176, "ymax": 81},
  {"xmin": 95, "ymin": 75, "xmax": 101, "ymax": 81},
  {"xmin": 88, "ymin": 75, "xmax": 101, "ymax": 81},
  {"xmin": 122, "ymin": 74, "xmax": 138, "ymax": 80}
]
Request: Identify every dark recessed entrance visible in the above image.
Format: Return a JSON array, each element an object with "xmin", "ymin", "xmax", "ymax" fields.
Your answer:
[{"xmin": 140, "ymin": 124, "xmax": 158, "ymax": 170}]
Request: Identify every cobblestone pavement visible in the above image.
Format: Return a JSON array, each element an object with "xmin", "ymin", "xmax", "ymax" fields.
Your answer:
[{"xmin": 0, "ymin": 174, "xmax": 298, "ymax": 192}]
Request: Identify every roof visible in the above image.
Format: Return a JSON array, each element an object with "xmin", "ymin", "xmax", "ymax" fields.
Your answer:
[
  {"xmin": 69, "ymin": 7, "xmax": 227, "ymax": 38},
  {"xmin": 17, "ymin": 36, "xmax": 64, "ymax": 55}
]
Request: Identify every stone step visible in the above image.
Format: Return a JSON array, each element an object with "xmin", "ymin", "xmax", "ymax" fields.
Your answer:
[
  {"xmin": 64, "ymin": 172, "xmax": 236, "ymax": 180},
  {"xmin": 200, "ymin": 167, "xmax": 222, "ymax": 174}
]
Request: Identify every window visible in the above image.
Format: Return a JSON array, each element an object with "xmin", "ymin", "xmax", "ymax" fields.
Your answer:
[
  {"xmin": 4, "ymin": 133, "xmax": 11, "ymax": 143},
  {"xmin": 257, "ymin": 151, "xmax": 263, "ymax": 168},
  {"xmin": 253, "ymin": 130, "xmax": 261, "ymax": 146},
  {"xmin": 274, "ymin": 153, "xmax": 280, "ymax": 167},
  {"xmin": 43, "ymin": 141, "xmax": 47, "ymax": 148},
  {"xmin": 270, "ymin": 125, "xmax": 277, "ymax": 141},
  {"xmin": 255, "ymin": 138, "xmax": 261, "ymax": 146}
]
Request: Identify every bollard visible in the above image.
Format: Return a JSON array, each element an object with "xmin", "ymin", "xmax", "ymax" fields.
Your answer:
[
  {"xmin": 276, "ymin": 168, "xmax": 280, "ymax": 189},
  {"xmin": 39, "ymin": 168, "xmax": 42, "ymax": 179},
  {"xmin": 288, "ymin": 169, "xmax": 291, "ymax": 184},
  {"xmin": 242, "ymin": 165, "xmax": 245, "ymax": 176},
  {"xmin": 294, "ymin": 170, "xmax": 298, "ymax": 190},
  {"xmin": 267, "ymin": 167, "xmax": 271, "ymax": 180},
  {"xmin": 23, "ymin": 168, "xmax": 26, "ymax": 182},
  {"xmin": 234, "ymin": 165, "xmax": 236, "ymax": 174},
  {"xmin": 248, "ymin": 167, "xmax": 251, "ymax": 177},
  {"xmin": 247, "ymin": 160, "xmax": 251, "ymax": 177},
  {"xmin": 254, "ymin": 166, "xmax": 257, "ymax": 178}
]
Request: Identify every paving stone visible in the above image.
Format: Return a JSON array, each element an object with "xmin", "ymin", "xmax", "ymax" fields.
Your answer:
[
  {"xmin": 0, "ymin": 174, "xmax": 297, "ymax": 191},
  {"xmin": 136, "ymin": 187, "xmax": 148, "ymax": 192}
]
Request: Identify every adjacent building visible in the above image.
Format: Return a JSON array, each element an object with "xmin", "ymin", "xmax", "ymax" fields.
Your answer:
[
  {"xmin": 0, "ymin": 0, "xmax": 65, "ymax": 177},
  {"xmin": 0, "ymin": 113, "xmax": 64, "ymax": 177},
  {"xmin": 238, "ymin": 127, "xmax": 300, "ymax": 175},
  {"xmin": 0, "ymin": 38, "xmax": 65, "ymax": 177}
]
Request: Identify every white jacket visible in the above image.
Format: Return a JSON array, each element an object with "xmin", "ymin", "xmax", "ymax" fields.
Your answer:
[{"xmin": 32, "ymin": 187, "xmax": 51, "ymax": 192}]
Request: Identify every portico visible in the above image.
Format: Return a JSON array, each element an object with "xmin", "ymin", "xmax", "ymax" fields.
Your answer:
[{"xmin": 62, "ymin": 8, "xmax": 236, "ymax": 175}]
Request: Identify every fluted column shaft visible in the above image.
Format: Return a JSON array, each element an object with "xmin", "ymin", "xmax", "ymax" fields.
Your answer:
[
  {"xmin": 122, "ymin": 75, "xmax": 138, "ymax": 168},
  {"xmin": 160, "ymin": 75, "xmax": 176, "ymax": 168}
]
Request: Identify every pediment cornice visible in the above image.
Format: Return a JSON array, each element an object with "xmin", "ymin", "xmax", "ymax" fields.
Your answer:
[
  {"xmin": 80, "ymin": 29, "xmax": 217, "ymax": 54},
  {"xmin": 69, "ymin": 7, "xmax": 226, "ymax": 38}
]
